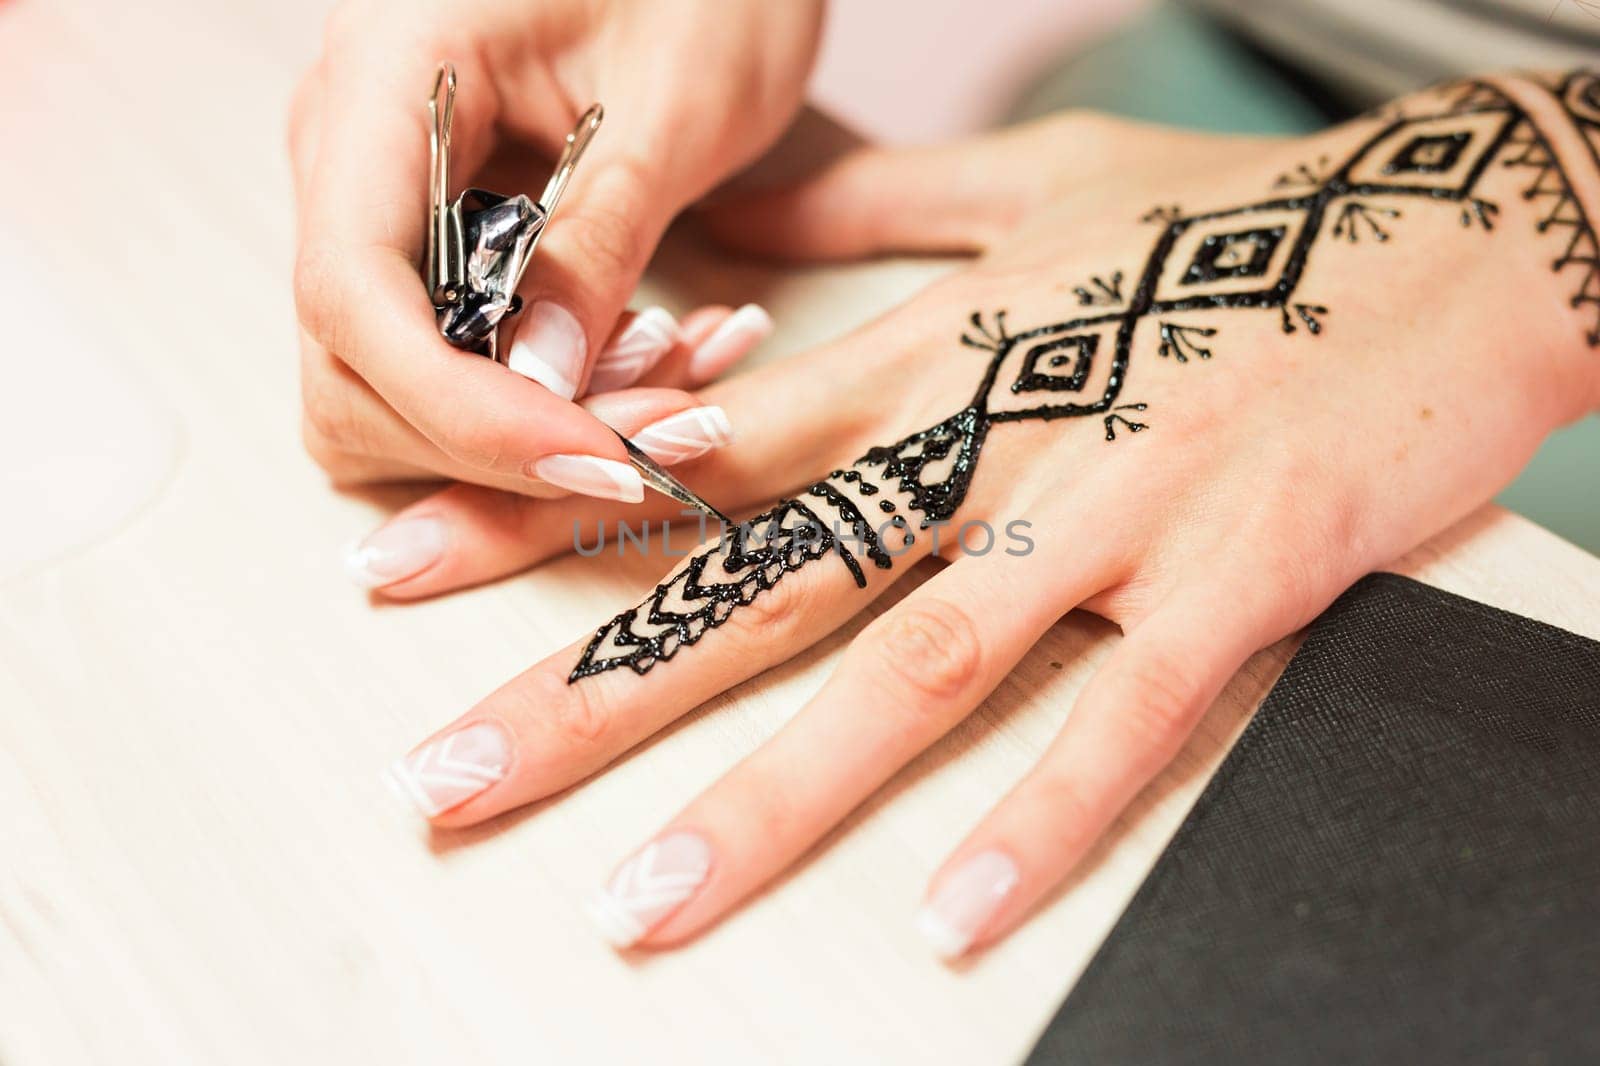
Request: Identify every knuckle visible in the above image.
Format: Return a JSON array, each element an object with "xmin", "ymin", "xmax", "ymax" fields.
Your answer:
[
  {"xmin": 299, "ymin": 416, "xmax": 377, "ymax": 489},
  {"xmin": 1115, "ymin": 649, "xmax": 1202, "ymax": 752},
  {"xmin": 433, "ymin": 411, "xmax": 506, "ymax": 472},
  {"xmin": 750, "ymin": 792, "xmax": 799, "ymax": 843},
  {"xmin": 1030, "ymin": 773, "xmax": 1101, "ymax": 852},
  {"xmin": 300, "ymin": 377, "xmax": 355, "ymax": 450},
  {"xmin": 1255, "ymin": 536, "xmax": 1318, "ymax": 608},
  {"xmin": 557, "ymin": 158, "xmax": 653, "ymax": 277},
  {"xmin": 1242, "ymin": 500, "xmax": 1341, "ymax": 611},
  {"xmin": 292, "ymin": 240, "xmax": 347, "ymax": 347},
  {"xmin": 553, "ymin": 680, "xmax": 611, "ymax": 748},
  {"xmin": 299, "ymin": 415, "xmax": 342, "ymax": 474},
  {"xmin": 870, "ymin": 600, "xmax": 984, "ymax": 706},
  {"xmin": 729, "ymin": 568, "xmax": 807, "ymax": 643},
  {"xmin": 515, "ymin": 669, "xmax": 611, "ymax": 749},
  {"xmin": 564, "ymin": 208, "xmax": 641, "ymax": 282}
]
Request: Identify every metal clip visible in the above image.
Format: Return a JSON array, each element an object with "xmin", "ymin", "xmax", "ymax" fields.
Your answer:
[
  {"xmin": 421, "ymin": 62, "xmax": 730, "ymax": 527},
  {"xmin": 425, "ymin": 62, "xmax": 603, "ymax": 363}
]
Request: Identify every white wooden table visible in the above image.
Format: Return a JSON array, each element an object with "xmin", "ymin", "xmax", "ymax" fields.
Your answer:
[{"xmin": 3, "ymin": 2, "xmax": 1598, "ymax": 1063}]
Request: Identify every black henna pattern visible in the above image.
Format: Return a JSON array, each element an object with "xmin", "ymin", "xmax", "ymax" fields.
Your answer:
[
  {"xmin": 569, "ymin": 73, "xmax": 1600, "ymax": 682},
  {"xmin": 1539, "ymin": 70, "xmax": 1600, "ymax": 344},
  {"xmin": 569, "ymin": 499, "xmax": 844, "ymax": 680}
]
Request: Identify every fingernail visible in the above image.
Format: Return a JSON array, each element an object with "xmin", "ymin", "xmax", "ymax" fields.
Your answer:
[
  {"xmin": 631, "ymin": 406, "xmax": 734, "ymax": 465},
  {"xmin": 589, "ymin": 306, "xmax": 680, "ymax": 392},
  {"xmin": 687, "ymin": 303, "xmax": 772, "ymax": 381},
  {"xmin": 343, "ymin": 516, "xmax": 447, "ymax": 589},
  {"xmin": 916, "ymin": 850, "xmax": 1020, "ymax": 960},
  {"xmin": 384, "ymin": 721, "xmax": 511, "ymax": 818},
  {"xmin": 507, "ymin": 301, "xmax": 586, "ymax": 399},
  {"xmin": 584, "ymin": 831, "xmax": 713, "ymax": 948},
  {"xmin": 533, "ymin": 454, "xmax": 644, "ymax": 503}
]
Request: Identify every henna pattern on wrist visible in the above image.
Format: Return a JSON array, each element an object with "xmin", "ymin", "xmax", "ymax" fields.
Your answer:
[{"xmin": 569, "ymin": 71, "xmax": 1600, "ymax": 683}]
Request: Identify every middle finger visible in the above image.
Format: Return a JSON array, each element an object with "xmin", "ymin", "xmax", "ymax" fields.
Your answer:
[{"xmin": 386, "ymin": 468, "xmax": 930, "ymax": 824}]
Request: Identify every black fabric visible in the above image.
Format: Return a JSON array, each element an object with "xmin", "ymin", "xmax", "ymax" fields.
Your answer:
[{"xmin": 1027, "ymin": 573, "xmax": 1600, "ymax": 1066}]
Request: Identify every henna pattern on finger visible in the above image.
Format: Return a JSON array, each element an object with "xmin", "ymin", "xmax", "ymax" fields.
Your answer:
[
  {"xmin": 569, "ymin": 72, "xmax": 1600, "ymax": 683},
  {"xmin": 570, "ymin": 499, "xmax": 847, "ymax": 679}
]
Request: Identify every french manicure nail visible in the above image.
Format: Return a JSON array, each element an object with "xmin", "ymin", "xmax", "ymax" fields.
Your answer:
[
  {"xmin": 584, "ymin": 831, "xmax": 713, "ymax": 948},
  {"xmin": 507, "ymin": 301, "xmax": 586, "ymax": 399},
  {"xmin": 384, "ymin": 721, "xmax": 511, "ymax": 818},
  {"xmin": 687, "ymin": 303, "xmax": 772, "ymax": 381},
  {"xmin": 631, "ymin": 406, "xmax": 734, "ymax": 465},
  {"xmin": 589, "ymin": 306, "xmax": 680, "ymax": 392},
  {"xmin": 343, "ymin": 516, "xmax": 448, "ymax": 589},
  {"xmin": 533, "ymin": 454, "xmax": 645, "ymax": 503},
  {"xmin": 916, "ymin": 850, "xmax": 1020, "ymax": 959}
]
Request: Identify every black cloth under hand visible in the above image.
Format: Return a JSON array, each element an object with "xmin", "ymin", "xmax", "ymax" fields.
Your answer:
[{"xmin": 1028, "ymin": 573, "xmax": 1600, "ymax": 1065}]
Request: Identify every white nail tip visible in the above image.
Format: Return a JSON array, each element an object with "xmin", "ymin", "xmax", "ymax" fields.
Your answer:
[
  {"xmin": 505, "ymin": 302, "xmax": 586, "ymax": 399},
  {"xmin": 632, "ymin": 406, "xmax": 735, "ymax": 464},
  {"xmin": 721, "ymin": 303, "xmax": 773, "ymax": 338},
  {"xmin": 688, "ymin": 304, "xmax": 773, "ymax": 380},
  {"xmin": 583, "ymin": 890, "xmax": 650, "ymax": 949},
  {"xmin": 609, "ymin": 307, "xmax": 679, "ymax": 355},
  {"xmin": 587, "ymin": 833, "xmax": 712, "ymax": 949},
  {"xmin": 383, "ymin": 758, "xmax": 445, "ymax": 818},
  {"xmin": 385, "ymin": 725, "xmax": 510, "ymax": 819},
  {"xmin": 705, "ymin": 303, "xmax": 773, "ymax": 351},
  {"xmin": 343, "ymin": 538, "xmax": 387, "ymax": 589},
  {"xmin": 534, "ymin": 454, "xmax": 645, "ymax": 503},
  {"xmin": 916, "ymin": 906, "xmax": 973, "ymax": 960},
  {"xmin": 591, "ymin": 308, "xmax": 680, "ymax": 391},
  {"xmin": 507, "ymin": 339, "xmax": 579, "ymax": 399},
  {"xmin": 916, "ymin": 850, "xmax": 1019, "ymax": 960}
]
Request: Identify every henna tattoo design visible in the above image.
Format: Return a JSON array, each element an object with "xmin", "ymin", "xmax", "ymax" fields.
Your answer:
[
  {"xmin": 1074, "ymin": 271, "xmax": 1125, "ymax": 307},
  {"xmin": 569, "ymin": 72, "xmax": 1600, "ymax": 682},
  {"xmin": 1157, "ymin": 322, "xmax": 1217, "ymax": 363},
  {"xmin": 1332, "ymin": 201, "xmax": 1400, "ymax": 242},
  {"xmin": 1281, "ymin": 303, "xmax": 1328, "ymax": 335},
  {"xmin": 1544, "ymin": 70, "xmax": 1600, "ymax": 344},
  {"xmin": 1103, "ymin": 403, "xmax": 1150, "ymax": 441},
  {"xmin": 1274, "ymin": 155, "xmax": 1331, "ymax": 190},
  {"xmin": 569, "ymin": 500, "xmax": 844, "ymax": 680}
]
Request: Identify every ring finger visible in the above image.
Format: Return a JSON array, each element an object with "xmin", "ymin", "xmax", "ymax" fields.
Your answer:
[{"xmin": 583, "ymin": 514, "xmax": 1121, "ymax": 948}]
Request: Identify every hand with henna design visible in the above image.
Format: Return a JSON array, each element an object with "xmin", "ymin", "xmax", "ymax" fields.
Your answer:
[{"xmin": 368, "ymin": 72, "xmax": 1600, "ymax": 957}]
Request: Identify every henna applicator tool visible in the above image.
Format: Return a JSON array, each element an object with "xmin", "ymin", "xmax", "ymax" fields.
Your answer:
[{"xmin": 420, "ymin": 62, "xmax": 730, "ymax": 526}]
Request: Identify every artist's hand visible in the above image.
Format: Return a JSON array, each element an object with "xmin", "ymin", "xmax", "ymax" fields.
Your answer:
[
  {"xmin": 288, "ymin": 0, "xmax": 817, "ymax": 501},
  {"xmin": 376, "ymin": 76, "xmax": 1600, "ymax": 955}
]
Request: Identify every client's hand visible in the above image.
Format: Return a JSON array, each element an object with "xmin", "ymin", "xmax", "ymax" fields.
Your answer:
[
  {"xmin": 289, "ymin": 0, "xmax": 819, "ymax": 501},
  {"xmin": 375, "ymin": 73, "xmax": 1600, "ymax": 956}
]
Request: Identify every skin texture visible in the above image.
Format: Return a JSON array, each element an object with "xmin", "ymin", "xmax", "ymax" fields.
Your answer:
[
  {"xmin": 364, "ymin": 72, "xmax": 1600, "ymax": 955},
  {"xmin": 288, "ymin": 0, "xmax": 822, "ymax": 496}
]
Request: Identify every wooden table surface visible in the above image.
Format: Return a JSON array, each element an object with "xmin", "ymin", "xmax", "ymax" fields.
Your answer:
[{"xmin": 3, "ymin": 2, "xmax": 1598, "ymax": 1063}]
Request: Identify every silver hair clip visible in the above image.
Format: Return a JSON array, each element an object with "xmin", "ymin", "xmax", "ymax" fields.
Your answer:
[
  {"xmin": 426, "ymin": 62, "xmax": 602, "ymax": 362},
  {"xmin": 422, "ymin": 63, "xmax": 731, "ymax": 526}
]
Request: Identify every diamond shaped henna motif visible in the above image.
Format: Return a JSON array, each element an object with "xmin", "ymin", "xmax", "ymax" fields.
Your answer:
[{"xmin": 569, "ymin": 74, "xmax": 1600, "ymax": 683}]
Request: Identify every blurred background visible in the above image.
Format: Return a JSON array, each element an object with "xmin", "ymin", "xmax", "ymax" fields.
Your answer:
[{"xmin": 811, "ymin": 0, "xmax": 1600, "ymax": 553}]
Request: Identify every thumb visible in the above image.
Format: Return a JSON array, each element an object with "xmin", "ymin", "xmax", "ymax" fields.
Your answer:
[
  {"xmin": 699, "ymin": 121, "xmax": 1062, "ymax": 262},
  {"xmin": 501, "ymin": 123, "xmax": 678, "ymax": 401}
]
